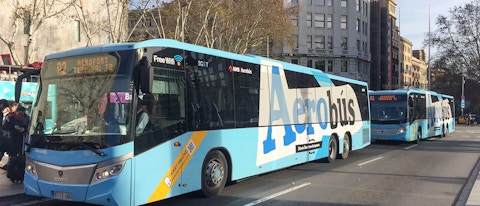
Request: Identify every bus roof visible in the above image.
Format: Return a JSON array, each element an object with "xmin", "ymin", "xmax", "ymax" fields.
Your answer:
[
  {"xmin": 370, "ymin": 88, "xmax": 442, "ymax": 96},
  {"xmin": 44, "ymin": 38, "xmax": 368, "ymax": 87}
]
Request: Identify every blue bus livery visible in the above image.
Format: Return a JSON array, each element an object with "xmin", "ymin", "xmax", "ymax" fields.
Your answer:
[
  {"xmin": 17, "ymin": 39, "xmax": 371, "ymax": 205},
  {"xmin": 370, "ymin": 89, "xmax": 455, "ymax": 143}
]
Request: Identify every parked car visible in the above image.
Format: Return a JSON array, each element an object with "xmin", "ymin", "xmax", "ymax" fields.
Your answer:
[{"xmin": 456, "ymin": 114, "xmax": 479, "ymax": 124}]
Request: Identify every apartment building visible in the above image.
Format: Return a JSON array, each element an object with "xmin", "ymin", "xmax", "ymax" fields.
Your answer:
[
  {"xmin": 281, "ymin": 0, "xmax": 371, "ymax": 84},
  {"xmin": 400, "ymin": 37, "xmax": 412, "ymax": 89}
]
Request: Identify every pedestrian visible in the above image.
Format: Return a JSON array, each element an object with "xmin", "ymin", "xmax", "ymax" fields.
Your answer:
[
  {"xmin": 1, "ymin": 105, "xmax": 30, "ymax": 170},
  {"xmin": 0, "ymin": 99, "xmax": 9, "ymax": 164}
]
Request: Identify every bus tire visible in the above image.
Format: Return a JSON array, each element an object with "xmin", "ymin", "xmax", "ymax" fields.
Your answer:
[
  {"xmin": 442, "ymin": 126, "xmax": 447, "ymax": 138},
  {"xmin": 340, "ymin": 134, "xmax": 350, "ymax": 159},
  {"xmin": 201, "ymin": 150, "xmax": 228, "ymax": 197},
  {"xmin": 327, "ymin": 135, "xmax": 338, "ymax": 163}
]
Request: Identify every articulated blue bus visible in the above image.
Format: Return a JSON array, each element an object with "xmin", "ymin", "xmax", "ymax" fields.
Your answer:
[
  {"xmin": 17, "ymin": 39, "xmax": 370, "ymax": 205},
  {"xmin": 369, "ymin": 89, "xmax": 455, "ymax": 143}
]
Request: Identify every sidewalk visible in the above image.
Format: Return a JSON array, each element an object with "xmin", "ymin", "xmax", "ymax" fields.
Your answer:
[{"xmin": 0, "ymin": 155, "xmax": 24, "ymax": 197}]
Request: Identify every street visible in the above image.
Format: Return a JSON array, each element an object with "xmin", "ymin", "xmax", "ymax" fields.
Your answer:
[{"xmin": 1, "ymin": 125, "xmax": 479, "ymax": 206}]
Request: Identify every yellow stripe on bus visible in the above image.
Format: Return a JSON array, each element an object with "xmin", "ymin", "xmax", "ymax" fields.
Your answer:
[
  {"xmin": 410, "ymin": 120, "xmax": 418, "ymax": 141},
  {"xmin": 147, "ymin": 131, "xmax": 208, "ymax": 203}
]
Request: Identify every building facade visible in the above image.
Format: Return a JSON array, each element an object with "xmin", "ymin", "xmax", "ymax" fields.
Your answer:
[
  {"xmin": 400, "ymin": 37, "xmax": 412, "ymax": 88},
  {"xmin": 281, "ymin": 0, "xmax": 371, "ymax": 84},
  {"xmin": 412, "ymin": 50, "xmax": 428, "ymax": 89},
  {"xmin": 370, "ymin": 0, "xmax": 399, "ymax": 90}
]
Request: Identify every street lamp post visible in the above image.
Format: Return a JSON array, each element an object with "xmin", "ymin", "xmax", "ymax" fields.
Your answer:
[{"xmin": 461, "ymin": 73, "xmax": 465, "ymax": 116}]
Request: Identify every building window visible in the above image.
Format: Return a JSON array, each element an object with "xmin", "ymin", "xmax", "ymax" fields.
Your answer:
[
  {"xmin": 315, "ymin": 36, "xmax": 325, "ymax": 49},
  {"xmin": 314, "ymin": 14, "xmax": 325, "ymax": 28},
  {"xmin": 314, "ymin": 0, "xmax": 325, "ymax": 5},
  {"xmin": 292, "ymin": 59, "xmax": 299, "ymax": 64},
  {"xmin": 293, "ymin": 35, "xmax": 298, "ymax": 49},
  {"xmin": 327, "ymin": 0, "xmax": 333, "ymax": 6},
  {"xmin": 364, "ymin": 22, "xmax": 368, "ymax": 35},
  {"xmin": 316, "ymin": 60, "xmax": 326, "ymax": 71},
  {"xmin": 341, "ymin": 61, "xmax": 348, "ymax": 72},
  {"xmin": 341, "ymin": 0, "xmax": 347, "ymax": 7},
  {"xmin": 357, "ymin": 40, "xmax": 361, "ymax": 51},
  {"xmin": 341, "ymin": 15, "xmax": 347, "ymax": 29},
  {"xmin": 327, "ymin": 60, "xmax": 333, "ymax": 72},
  {"xmin": 327, "ymin": 36, "xmax": 333, "ymax": 49},
  {"xmin": 307, "ymin": 60, "xmax": 313, "ymax": 68},
  {"xmin": 307, "ymin": 0, "xmax": 312, "ymax": 4},
  {"xmin": 341, "ymin": 37, "xmax": 348, "ymax": 50},
  {"xmin": 306, "ymin": 13, "xmax": 312, "ymax": 27},
  {"xmin": 24, "ymin": 11, "xmax": 31, "ymax": 34},
  {"xmin": 24, "ymin": 46, "xmax": 28, "ymax": 63},
  {"xmin": 356, "ymin": 19, "xmax": 360, "ymax": 32},
  {"xmin": 74, "ymin": 20, "xmax": 81, "ymax": 42},
  {"xmin": 327, "ymin": 15, "xmax": 332, "ymax": 28},
  {"xmin": 307, "ymin": 35, "xmax": 313, "ymax": 48},
  {"xmin": 129, "ymin": 20, "xmax": 137, "ymax": 28},
  {"xmin": 356, "ymin": 0, "xmax": 360, "ymax": 11}
]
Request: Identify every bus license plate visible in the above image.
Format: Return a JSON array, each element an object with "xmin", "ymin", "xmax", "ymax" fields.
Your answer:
[{"xmin": 53, "ymin": 191, "xmax": 72, "ymax": 201}]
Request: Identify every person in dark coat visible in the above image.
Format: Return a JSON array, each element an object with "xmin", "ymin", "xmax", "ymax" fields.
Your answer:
[
  {"xmin": 1, "ymin": 105, "xmax": 30, "ymax": 170},
  {"xmin": 0, "ymin": 99, "xmax": 9, "ymax": 164}
]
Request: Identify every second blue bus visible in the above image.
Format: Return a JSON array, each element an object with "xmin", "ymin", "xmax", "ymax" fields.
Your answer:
[{"xmin": 370, "ymin": 89, "xmax": 455, "ymax": 143}]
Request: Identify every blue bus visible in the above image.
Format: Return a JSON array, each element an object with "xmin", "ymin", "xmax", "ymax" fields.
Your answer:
[
  {"xmin": 17, "ymin": 39, "xmax": 371, "ymax": 205},
  {"xmin": 369, "ymin": 89, "xmax": 455, "ymax": 143}
]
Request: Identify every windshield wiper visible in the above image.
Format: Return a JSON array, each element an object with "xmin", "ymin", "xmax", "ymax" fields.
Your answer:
[
  {"xmin": 77, "ymin": 142, "xmax": 107, "ymax": 157},
  {"xmin": 30, "ymin": 134, "xmax": 106, "ymax": 156}
]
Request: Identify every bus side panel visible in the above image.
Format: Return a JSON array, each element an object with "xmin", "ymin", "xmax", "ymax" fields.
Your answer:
[{"xmin": 133, "ymin": 133, "xmax": 188, "ymax": 205}]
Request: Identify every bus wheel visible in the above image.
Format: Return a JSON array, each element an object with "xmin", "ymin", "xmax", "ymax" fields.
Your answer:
[
  {"xmin": 201, "ymin": 150, "xmax": 228, "ymax": 197},
  {"xmin": 340, "ymin": 134, "xmax": 350, "ymax": 159},
  {"xmin": 327, "ymin": 135, "xmax": 338, "ymax": 163}
]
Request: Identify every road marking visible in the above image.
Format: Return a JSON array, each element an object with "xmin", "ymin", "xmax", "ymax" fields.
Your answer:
[
  {"xmin": 357, "ymin": 156, "xmax": 383, "ymax": 167},
  {"xmin": 11, "ymin": 198, "xmax": 51, "ymax": 206},
  {"xmin": 243, "ymin": 182, "xmax": 311, "ymax": 206},
  {"xmin": 404, "ymin": 144, "xmax": 418, "ymax": 150}
]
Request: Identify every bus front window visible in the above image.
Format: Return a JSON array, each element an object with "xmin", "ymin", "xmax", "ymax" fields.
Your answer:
[
  {"xmin": 370, "ymin": 101, "xmax": 407, "ymax": 124},
  {"xmin": 28, "ymin": 51, "xmax": 136, "ymax": 151}
]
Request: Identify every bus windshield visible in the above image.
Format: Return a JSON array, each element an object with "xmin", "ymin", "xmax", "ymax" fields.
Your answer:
[
  {"xmin": 370, "ymin": 100, "xmax": 407, "ymax": 124},
  {"xmin": 29, "ymin": 51, "xmax": 135, "ymax": 150}
]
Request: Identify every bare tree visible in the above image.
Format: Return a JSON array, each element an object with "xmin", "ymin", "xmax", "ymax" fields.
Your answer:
[
  {"xmin": 130, "ymin": 0, "xmax": 297, "ymax": 55},
  {"xmin": 0, "ymin": 0, "xmax": 76, "ymax": 65},
  {"xmin": 430, "ymin": 0, "xmax": 480, "ymax": 80},
  {"xmin": 71, "ymin": 0, "xmax": 133, "ymax": 44}
]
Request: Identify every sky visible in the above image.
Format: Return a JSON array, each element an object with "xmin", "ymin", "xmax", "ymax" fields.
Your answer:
[{"xmin": 396, "ymin": 0, "xmax": 470, "ymax": 55}]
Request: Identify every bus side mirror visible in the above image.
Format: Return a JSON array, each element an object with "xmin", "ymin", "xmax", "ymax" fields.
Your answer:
[
  {"xmin": 137, "ymin": 57, "xmax": 153, "ymax": 94},
  {"xmin": 15, "ymin": 69, "xmax": 40, "ymax": 103}
]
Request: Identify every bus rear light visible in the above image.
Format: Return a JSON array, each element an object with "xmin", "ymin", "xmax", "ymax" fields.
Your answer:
[{"xmin": 91, "ymin": 161, "xmax": 126, "ymax": 184}]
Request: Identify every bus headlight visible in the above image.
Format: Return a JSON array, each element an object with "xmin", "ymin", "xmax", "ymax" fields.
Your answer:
[
  {"xmin": 91, "ymin": 161, "xmax": 125, "ymax": 184},
  {"xmin": 26, "ymin": 160, "xmax": 38, "ymax": 178},
  {"xmin": 396, "ymin": 127, "xmax": 407, "ymax": 135}
]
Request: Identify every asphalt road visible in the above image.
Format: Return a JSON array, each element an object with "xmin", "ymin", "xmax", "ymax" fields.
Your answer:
[{"xmin": 2, "ymin": 125, "xmax": 480, "ymax": 206}]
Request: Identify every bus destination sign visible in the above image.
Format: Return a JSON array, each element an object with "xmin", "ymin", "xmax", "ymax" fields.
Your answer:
[
  {"xmin": 370, "ymin": 95, "xmax": 399, "ymax": 101},
  {"xmin": 56, "ymin": 54, "xmax": 118, "ymax": 76}
]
